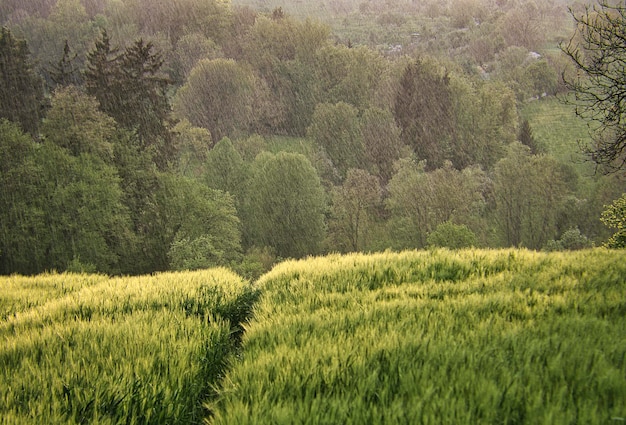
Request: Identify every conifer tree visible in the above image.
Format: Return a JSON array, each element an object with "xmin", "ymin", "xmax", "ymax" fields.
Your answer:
[
  {"xmin": 85, "ymin": 32, "xmax": 174, "ymax": 168},
  {"xmin": 84, "ymin": 29, "xmax": 119, "ymax": 118},
  {"xmin": 0, "ymin": 27, "xmax": 45, "ymax": 136},
  {"xmin": 518, "ymin": 119, "xmax": 540, "ymax": 154},
  {"xmin": 48, "ymin": 40, "xmax": 82, "ymax": 88},
  {"xmin": 116, "ymin": 39, "xmax": 172, "ymax": 155}
]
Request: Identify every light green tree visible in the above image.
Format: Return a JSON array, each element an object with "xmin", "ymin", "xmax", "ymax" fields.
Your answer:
[
  {"xmin": 173, "ymin": 58, "xmax": 257, "ymax": 142},
  {"xmin": 427, "ymin": 222, "xmax": 478, "ymax": 249},
  {"xmin": 452, "ymin": 79, "xmax": 517, "ymax": 169},
  {"xmin": 42, "ymin": 86, "xmax": 116, "ymax": 160},
  {"xmin": 37, "ymin": 143, "xmax": 132, "ymax": 274},
  {"xmin": 328, "ymin": 168, "xmax": 382, "ymax": 252},
  {"xmin": 172, "ymin": 32, "xmax": 222, "ymax": 80},
  {"xmin": 314, "ymin": 44, "xmax": 386, "ymax": 109},
  {"xmin": 243, "ymin": 152, "xmax": 326, "ymax": 258},
  {"xmin": 1, "ymin": 118, "xmax": 137, "ymax": 274},
  {"xmin": 387, "ymin": 160, "xmax": 487, "ymax": 249},
  {"xmin": 307, "ymin": 101, "xmax": 364, "ymax": 180},
  {"xmin": 203, "ymin": 137, "xmax": 247, "ymax": 204},
  {"xmin": 0, "ymin": 119, "xmax": 46, "ymax": 274},
  {"xmin": 493, "ymin": 143, "xmax": 570, "ymax": 249},
  {"xmin": 149, "ymin": 174, "xmax": 241, "ymax": 271},
  {"xmin": 241, "ymin": 14, "xmax": 330, "ymax": 135},
  {"xmin": 601, "ymin": 194, "xmax": 626, "ymax": 248},
  {"xmin": 172, "ymin": 119, "xmax": 213, "ymax": 178},
  {"xmin": 14, "ymin": 0, "xmax": 96, "ymax": 81}
]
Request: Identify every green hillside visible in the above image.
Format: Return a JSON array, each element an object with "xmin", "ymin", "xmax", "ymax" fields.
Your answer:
[
  {"xmin": 521, "ymin": 97, "xmax": 594, "ymax": 175},
  {"xmin": 209, "ymin": 249, "xmax": 626, "ymax": 424}
]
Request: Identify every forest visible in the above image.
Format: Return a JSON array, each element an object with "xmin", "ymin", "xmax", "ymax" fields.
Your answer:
[{"xmin": 0, "ymin": 0, "xmax": 624, "ymax": 276}]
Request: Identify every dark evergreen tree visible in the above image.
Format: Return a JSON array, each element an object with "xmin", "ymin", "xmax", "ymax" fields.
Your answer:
[
  {"xmin": 117, "ymin": 39, "xmax": 173, "ymax": 165},
  {"xmin": 0, "ymin": 27, "xmax": 45, "ymax": 136},
  {"xmin": 48, "ymin": 40, "xmax": 82, "ymax": 88},
  {"xmin": 85, "ymin": 32, "xmax": 175, "ymax": 169},
  {"xmin": 393, "ymin": 59, "xmax": 455, "ymax": 170},
  {"xmin": 518, "ymin": 119, "xmax": 540, "ymax": 154},
  {"xmin": 84, "ymin": 29, "xmax": 119, "ymax": 118}
]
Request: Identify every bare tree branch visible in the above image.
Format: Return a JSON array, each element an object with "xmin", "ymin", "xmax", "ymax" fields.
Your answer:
[{"xmin": 561, "ymin": 1, "xmax": 626, "ymax": 173}]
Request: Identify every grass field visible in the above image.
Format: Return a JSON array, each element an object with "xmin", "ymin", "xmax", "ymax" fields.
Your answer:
[
  {"xmin": 521, "ymin": 96, "xmax": 595, "ymax": 176},
  {"xmin": 208, "ymin": 249, "xmax": 626, "ymax": 424},
  {"xmin": 2, "ymin": 249, "xmax": 625, "ymax": 424},
  {"xmin": 0, "ymin": 269, "xmax": 258, "ymax": 424}
]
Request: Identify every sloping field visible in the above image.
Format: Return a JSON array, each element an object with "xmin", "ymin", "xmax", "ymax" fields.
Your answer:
[
  {"xmin": 0, "ymin": 269, "xmax": 258, "ymax": 424},
  {"xmin": 521, "ymin": 97, "xmax": 594, "ymax": 176},
  {"xmin": 209, "ymin": 249, "xmax": 626, "ymax": 424}
]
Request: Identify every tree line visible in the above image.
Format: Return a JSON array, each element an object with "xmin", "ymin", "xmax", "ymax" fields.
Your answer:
[{"xmin": 0, "ymin": 0, "xmax": 624, "ymax": 276}]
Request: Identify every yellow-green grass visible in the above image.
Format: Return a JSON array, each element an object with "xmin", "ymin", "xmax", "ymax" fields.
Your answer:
[
  {"xmin": 0, "ymin": 268, "xmax": 258, "ymax": 424},
  {"xmin": 0, "ymin": 273, "xmax": 108, "ymax": 321},
  {"xmin": 209, "ymin": 249, "xmax": 626, "ymax": 424}
]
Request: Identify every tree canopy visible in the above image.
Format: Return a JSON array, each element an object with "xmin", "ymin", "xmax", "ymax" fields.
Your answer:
[{"xmin": 0, "ymin": 0, "xmax": 624, "ymax": 275}]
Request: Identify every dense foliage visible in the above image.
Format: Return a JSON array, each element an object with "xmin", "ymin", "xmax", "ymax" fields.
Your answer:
[{"xmin": 0, "ymin": 0, "xmax": 624, "ymax": 275}]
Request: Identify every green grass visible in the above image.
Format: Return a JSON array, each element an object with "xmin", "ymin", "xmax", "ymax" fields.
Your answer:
[
  {"xmin": 521, "ymin": 96, "xmax": 595, "ymax": 175},
  {"xmin": 209, "ymin": 249, "xmax": 626, "ymax": 424},
  {"xmin": 3, "ymin": 250, "xmax": 625, "ymax": 424},
  {"xmin": 0, "ymin": 273, "xmax": 108, "ymax": 320},
  {"xmin": 0, "ymin": 269, "xmax": 258, "ymax": 424}
]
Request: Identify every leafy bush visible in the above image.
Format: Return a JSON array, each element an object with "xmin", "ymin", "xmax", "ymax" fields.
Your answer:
[
  {"xmin": 601, "ymin": 194, "xmax": 626, "ymax": 248},
  {"xmin": 427, "ymin": 221, "xmax": 477, "ymax": 249},
  {"xmin": 544, "ymin": 227, "xmax": 593, "ymax": 251}
]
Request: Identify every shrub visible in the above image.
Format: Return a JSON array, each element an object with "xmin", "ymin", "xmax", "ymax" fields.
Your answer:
[
  {"xmin": 601, "ymin": 194, "xmax": 626, "ymax": 248},
  {"xmin": 427, "ymin": 221, "xmax": 477, "ymax": 249},
  {"xmin": 544, "ymin": 227, "xmax": 593, "ymax": 251}
]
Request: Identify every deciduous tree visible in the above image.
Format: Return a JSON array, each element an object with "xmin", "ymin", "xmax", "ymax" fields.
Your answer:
[
  {"xmin": 328, "ymin": 168, "xmax": 382, "ymax": 252},
  {"xmin": 493, "ymin": 143, "xmax": 570, "ymax": 248},
  {"xmin": 42, "ymin": 86, "xmax": 116, "ymax": 160},
  {"xmin": 243, "ymin": 152, "xmax": 326, "ymax": 258},
  {"xmin": 600, "ymin": 193, "xmax": 626, "ymax": 248},
  {"xmin": 0, "ymin": 120, "xmax": 45, "ymax": 274},
  {"xmin": 161, "ymin": 176, "xmax": 242, "ymax": 271},
  {"xmin": 387, "ymin": 159, "xmax": 487, "ymax": 249},
  {"xmin": 203, "ymin": 137, "xmax": 247, "ymax": 204},
  {"xmin": 173, "ymin": 58, "xmax": 257, "ymax": 142},
  {"xmin": 307, "ymin": 102, "xmax": 364, "ymax": 180},
  {"xmin": 561, "ymin": 1, "xmax": 626, "ymax": 172},
  {"xmin": 0, "ymin": 117, "xmax": 133, "ymax": 274}
]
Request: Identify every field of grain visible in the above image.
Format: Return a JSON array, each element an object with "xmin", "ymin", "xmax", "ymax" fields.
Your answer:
[
  {"xmin": 208, "ymin": 249, "xmax": 626, "ymax": 424},
  {"xmin": 2, "ymin": 249, "xmax": 625, "ymax": 424},
  {"xmin": 0, "ymin": 269, "xmax": 257, "ymax": 424}
]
